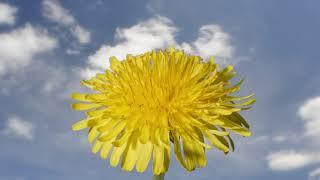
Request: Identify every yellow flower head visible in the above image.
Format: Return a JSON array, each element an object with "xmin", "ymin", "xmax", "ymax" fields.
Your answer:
[{"xmin": 71, "ymin": 48, "xmax": 255, "ymax": 175}]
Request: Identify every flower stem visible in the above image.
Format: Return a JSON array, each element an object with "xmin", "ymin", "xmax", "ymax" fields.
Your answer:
[{"xmin": 153, "ymin": 173, "xmax": 165, "ymax": 180}]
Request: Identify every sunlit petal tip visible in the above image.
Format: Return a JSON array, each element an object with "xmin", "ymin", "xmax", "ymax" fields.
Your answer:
[
  {"xmin": 242, "ymin": 131, "xmax": 252, "ymax": 137},
  {"xmin": 71, "ymin": 92, "xmax": 87, "ymax": 101},
  {"xmin": 71, "ymin": 120, "xmax": 88, "ymax": 131},
  {"xmin": 71, "ymin": 103, "xmax": 101, "ymax": 111}
]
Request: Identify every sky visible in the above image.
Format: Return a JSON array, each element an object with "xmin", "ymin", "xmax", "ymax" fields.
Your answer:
[{"xmin": 0, "ymin": 0, "xmax": 320, "ymax": 180}]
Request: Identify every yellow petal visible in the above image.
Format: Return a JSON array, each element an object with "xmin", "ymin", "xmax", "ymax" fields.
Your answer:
[
  {"xmin": 163, "ymin": 145, "xmax": 170, "ymax": 172},
  {"xmin": 88, "ymin": 127, "xmax": 100, "ymax": 143},
  {"xmin": 87, "ymin": 117, "xmax": 106, "ymax": 127},
  {"xmin": 97, "ymin": 118, "xmax": 118, "ymax": 132},
  {"xmin": 92, "ymin": 140, "xmax": 103, "ymax": 154},
  {"xmin": 139, "ymin": 125, "xmax": 149, "ymax": 144},
  {"xmin": 204, "ymin": 131, "xmax": 229, "ymax": 153},
  {"xmin": 215, "ymin": 117, "xmax": 243, "ymax": 128},
  {"xmin": 86, "ymin": 109, "xmax": 107, "ymax": 117},
  {"xmin": 71, "ymin": 92, "xmax": 105, "ymax": 102},
  {"xmin": 110, "ymin": 143, "xmax": 126, "ymax": 167},
  {"xmin": 226, "ymin": 93, "xmax": 255, "ymax": 101},
  {"xmin": 121, "ymin": 142, "xmax": 138, "ymax": 171},
  {"xmin": 80, "ymin": 80, "xmax": 94, "ymax": 88},
  {"xmin": 172, "ymin": 133, "xmax": 188, "ymax": 170},
  {"xmin": 71, "ymin": 116, "xmax": 102, "ymax": 131},
  {"xmin": 100, "ymin": 142, "xmax": 113, "ymax": 159},
  {"xmin": 230, "ymin": 112, "xmax": 250, "ymax": 128},
  {"xmin": 230, "ymin": 127, "xmax": 252, "ymax": 137},
  {"xmin": 223, "ymin": 98, "xmax": 256, "ymax": 107},
  {"xmin": 182, "ymin": 139, "xmax": 196, "ymax": 171},
  {"xmin": 136, "ymin": 142, "xmax": 153, "ymax": 173},
  {"xmin": 99, "ymin": 121, "xmax": 126, "ymax": 142},
  {"xmin": 215, "ymin": 65, "xmax": 234, "ymax": 82},
  {"xmin": 210, "ymin": 107, "xmax": 240, "ymax": 115},
  {"xmin": 95, "ymin": 73, "xmax": 108, "ymax": 82},
  {"xmin": 152, "ymin": 144, "xmax": 164, "ymax": 175},
  {"xmin": 194, "ymin": 142, "xmax": 206, "ymax": 168},
  {"xmin": 110, "ymin": 56, "xmax": 121, "ymax": 71},
  {"xmin": 72, "ymin": 119, "xmax": 89, "ymax": 131},
  {"xmin": 215, "ymin": 134, "xmax": 230, "ymax": 154},
  {"xmin": 71, "ymin": 103, "xmax": 101, "ymax": 111},
  {"xmin": 226, "ymin": 134, "xmax": 235, "ymax": 152},
  {"xmin": 208, "ymin": 129, "xmax": 229, "ymax": 136},
  {"xmin": 150, "ymin": 126, "xmax": 158, "ymax": 146},
  {"xmin": 218, "ymin": 117, "xmax": 252, "ymax": 137},
  {"xmin": 87, "ymin": 94, "xmax": 106, "ymax": 101},
  {"xmin": 71, "ymin": 93, "xmax": 89, "ymax": 101},
  {"xmin": 159, "ymin": 128, "xmax": 170, "ymax": 150},
  {"xmin": 113, "ymin": 131, "xmax": 131, "ymax": 147}
]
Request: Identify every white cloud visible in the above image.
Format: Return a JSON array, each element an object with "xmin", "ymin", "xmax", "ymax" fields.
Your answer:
[
  {"xmin": 309, "ymin": 167, "xmax": 320, "ymax": 179},
  {"xmin": 267, "ymin": 150, "xmax": 320, "ymax": 171},
  {"xmin": 299, "ymin": 96, "xmax": 320, "ymax": 137},
  {"xmin": 87, "ymin": 16, "xmax": 177, "ymax": 71},
  {"xmin": 3, "ymin": 117, "xmax": 35, "ymax": 140},
  {"xmin": 83, "ymin": 16, "xmax": 234, "ymax": 78},
  {"xmin": 42, "ymin": 0, "xmax": 91, "ymax": 44},
  {"xmin": 0, "ymin": 24, "xmax": 57, "ymax": 76},
  {"xmin": 193, "ymin": 24, "xmax": 233, "ymax": 59},
  {"xmin": 0, "ymin": 2, "xmax": 17, "ymax": 25}
]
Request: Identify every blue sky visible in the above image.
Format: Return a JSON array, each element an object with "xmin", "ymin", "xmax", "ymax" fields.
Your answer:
[{"xmin": 0, "ymin": 0, "xmax": 320, "ymax": 180}]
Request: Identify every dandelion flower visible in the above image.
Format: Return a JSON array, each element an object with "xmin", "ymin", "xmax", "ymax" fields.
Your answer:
[{"xmin": 71, "ymin": 48, "xmax": 255, "ymax": 177}]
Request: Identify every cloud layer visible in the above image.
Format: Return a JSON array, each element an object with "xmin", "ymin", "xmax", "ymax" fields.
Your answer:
[
  {"xmin": 266, "ymin": 96, "xmax": 320, "ymax": 175},
  {"xmin": 83, "ymin": 16, "xmax": 234, "ymax": 78}
]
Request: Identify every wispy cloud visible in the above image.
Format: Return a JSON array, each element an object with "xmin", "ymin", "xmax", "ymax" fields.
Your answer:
[
  {"xmin": 309, "ymin": 167, "xmax": 320, "ymax": 179},
  {"xmin": 2, "ymin": 117, "xmax": 35, "ymax": 140},
  {"xmin": 0, "ymin": 2, "xmax": 17, "ymax": 25},
  {"xmin": 42, "ymin": 0, "xmax": 91, "ymax": 44}
]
